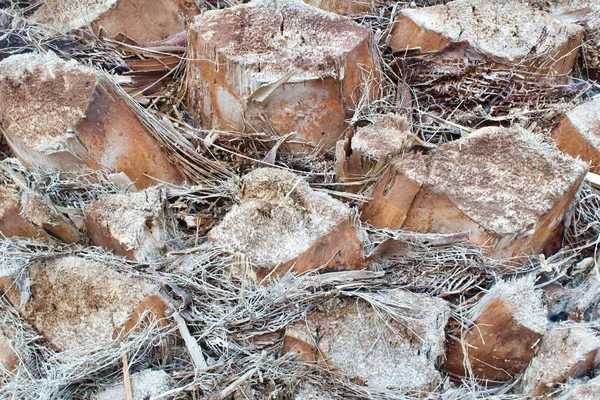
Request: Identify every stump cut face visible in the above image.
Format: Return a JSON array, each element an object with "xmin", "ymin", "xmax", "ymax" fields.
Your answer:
[
  {"xmin": 0, "ymin": 186, "xmax": 48, "ymax": 241},
  {"xmin": 336, "ymin": 113, "xmax": 416, "ymax": 193},
  {"xmin": 281, "ymin": 289, "xmax": 450, "ymax": 392},
  {"xmin": 553, "ymin": 95, "xmax": 600, "ymax": 174},
  {"xmin": 0, "ymin": 257, "xmax": 167, "ymax": 352},
  {"xmin": 361, "ymin": 127, "xmax": 588, "ymax": 259},
  {"xmin": 84, "ymin": 187, "xmax": 169, "ymax": 262},
  {"xmin": 208, "ymin": 168, "xmax": 366, "ymax": 282},
  {"xmin": 444, "ymin": 276, "xmax": 548, "ymax": 381},
  {"xmin": 31, "ymin": 0, "xmax": 199, "ymax": 42},
  {"xmin": 520, "ymin": 325, "xmax": 600, "ymax": 397},
  {"xmin": 187, "ymin": 0, "xmax": 377, "ymax": 151},
  {"xmin": 390, "ymin": 0, "xmax": 583, "ymax": 75},
  {"xmin": 0, "ymin": 53, "xmax": 183, "ymax": 189}
]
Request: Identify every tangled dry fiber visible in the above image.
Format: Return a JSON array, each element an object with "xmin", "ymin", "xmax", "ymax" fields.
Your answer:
[{"xmin": 1, "ymin": 0, "xmax": 600, "ymax": 399}]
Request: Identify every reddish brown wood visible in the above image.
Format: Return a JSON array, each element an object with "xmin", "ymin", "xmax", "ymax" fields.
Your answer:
[
  {"xmin": 360, "ymin": 127, "xmax": 587, "ymax": 260},
  {"xmin": 444, "ymin": 299, "xmax": 543, "ymax": 381},
  {"xmin": 0, "ymin": 53, "xmax": 184, "ymax": 190},
  {"xmin": 187, "ymin": 0, "xmax": 378, "ymax": 151}
]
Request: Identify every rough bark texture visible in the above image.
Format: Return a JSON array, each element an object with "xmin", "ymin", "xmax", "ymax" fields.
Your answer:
[
  {"xmin": 520, "ymin": 324, "xmax": 600, "ymax": 397},
  {"xmin": 0, "ymin": 186, "xmax": 48, "ymax": 241},
  {"xmin": 31, "ymin": 0, "xmax": 199, "ymax": 42},
  {"xmin": 19, "ymin": 190, "xmax": 80, "ymax": 243},
  {"xmin": 84, "ymin": 187, "xmax": 168, "ymax": 262},
  {"xmin": 361, "ymin": 126, "xmax": 588, "ymax": 260},
  {"xmin": 0, "ymin": 257, "xmax": 168, "ymax": 352},
  {"xmin": 552, "ymin": 95, "xmax": 600, "ymax": 174},
  {"xmin": 335, "ymin": 114, "xmax": 417, "ymax": 193},
  {"xmin": 187, "ymin": 0, "xmax": 377, "ymax": 151},
  {"xmin": 0, "ymin": 53, "xmax": 183, "ymax": 190},
  {"xmin": 281, "ymin": 289, "xmax": 450, "ymax": 392},
  {"xmin": 208, "ymin": 168, "xmax": 366, "ymax": 282},
  {"xmin": 0, "ymin": 184, "xmax": 80, "ymax": 243},
  {"xmin": 444, "ymin": 276, "xmax": 547, "ymax": 381},
  {"xmin": 547, "ymin": 0, "xmax": 600, "ymax": 79},
  {"xmin": 390, "ymin": 0, "xmax": 583, "ymax": 75}
]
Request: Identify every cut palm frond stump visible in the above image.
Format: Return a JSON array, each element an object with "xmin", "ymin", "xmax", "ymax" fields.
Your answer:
[
  {"xmin": 84, "ymin": 186, "xmax": 169, "ymax": 262},
  {"xmin": 0, "ymin": 53, "xmax": 184, "ymax": 189},
  {"xmin": 547, "ymin": 0, "xmax": 600, "ymax": 79},
  {"xmin": 361, "ymin": 126, "xmax": 588, "ymax": 260},
  {"xmin": 0, "ymin": 185, "xmax": 48, "ymax": 241},
  {"xmin": 335, "ymin": 113, "xmax": 426, "ymax": 194},
  {"xmin": 18, "ymin": 190, "xmax": 81, "ymax": 243},
  {"xmin": 519, "ymin": 324, "xmax": 600, "ymax": 397},
  {"xmin": 30, "ymin": 0, "xmax": 199, "ymax": 42},
  {"xmin": 281, "ymin": 289, "xmax": 450, "ymax": 392},
  {"xmin": 0, "ymin": 176, "xmax": 80, "ymax": 243},
  {"xmin": 209, "ymin": 168, "xmax": 366, "ymax": 282},
  {"xmin": 443, "ymin": 276, "xmax": 547, "ymax": 381},
  {"xmin": 552, "ymin": 95, "xmax": 600, "ymax": 173},
  {"xmin": 187, "ymin": 0, "xmax": 378, "ymax": 151},
  {"xmin": 0, "ymin": 257, "xmax": 169, "ymax": 352},
  {"xmin": 391, "ymin": 0, "xmax": 583, "ymax": 75}
]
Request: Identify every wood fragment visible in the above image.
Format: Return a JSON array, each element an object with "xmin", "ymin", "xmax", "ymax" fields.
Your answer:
[
  {"xmin": 444, "ymin": 276, "xmax": 547, "ymax": 381},
  {"xmin": 187, "ymin": 0, "xmax": 378, "ymax": 151},
  {"xmin": 173, "ymin": 312, "xmax": 207, "ymax": 370},
  {"xmin": 219, "ymin": 368, "xmax": 256, "ymax": 399},
  {"xmin": 361, "ymin": 126, "xmax": 587, "ymax": 260},
  {"xmin": 0, "ymin": 53, "xmax": 184, "ymax": 189},
  {"xmin": 586, "ymin": 172, "xmax": 600, "ymax": 190},
  {"xmin": 121, "ymin": 342, "xmax": 133, "ymax": 400},
  {"xmin": 209, "ymin": 168, "xmax": 366, "ymax": 283}
]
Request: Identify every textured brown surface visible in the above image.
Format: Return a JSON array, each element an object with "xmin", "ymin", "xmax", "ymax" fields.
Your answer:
[
  {"xmin": 116, "ymin": 295, "xmax": 170, "ymax": 339},
  {"xmin": 252, "ymin": 219, "xmax": 366, "ymax": 282},
  {"xmin": 0, "ymin": 335, "xmax": 18, "ymax": 385},
  {"xmin": 20, "ymin": 191, "xmax": 80, "ymax": 243},
  {"xmin": 444, "ymin": 299, "xmax": 543, "ymax": 381},
  {"xmin": 94, "ymin": 0, "xmax": 198, "ymax": 42},
  {"xmin": 0, "ymin": 257, "xmax": 166, "ymax": 352},
  {"xmin": 187, "ymin": 0, "xmax": 377, "ymax": 151},
  {"xmin": 32, "ymin": 0, "xmax": 198, "ymax": 42},
  {"xmin": 281, "ymin": 290, "xmax": 450, "ymax": 392},
  {"xmin": 0, "ymin": 186, "xmax": 47, "ymax": 240},
  {"xmin": 443, "ymin": 276, "xmax": 547, "ymax": 381},
  {"xmin": 520, "ymin": 325, "xmax": 600, "ymax": 397},
  {"xmin": 361, "ymin": 127, "xmax": 587, "ymax": 259},
  {"xmin": 0, "ymin": 185, "xmax": 80, "ymax": 243},
  {"xmin": 360, "ymin": 167, "xmax": 421, "ymax": 228},
  {"xmin": 84, "ymin": 187, "xmax": 168, "ymax": 262},
  {"xmin": 0, "ymin": 312, "xmax": 20, "ymax": 385},
  {"xmin": 553, "ymin": 117, "xmax": 600, "ymax": 174},
  {"xmin": 209, "ymin": 168, "xmax": 366, "ymax": 283},
  {"xmin": 390, "ymin": 0, "xmax": 583, "ymax": 75},
  {"xmin": 84, "ymin": 214, "xmax": 135, "ymax": 259},
  {"xmin": 336, "ymin": 114, "xmax": 414, "ymax": 193},
  {"xmin": 75, "ymin": 81, "xmax": 184, "ymax": 188},
  {"xmin": 552, "ymin": 96, "xmax": 600, "ymax": 174},
  {"xmin": 0, "ymin": 53, "xmax": 183, "ymax": 189},
  {"xmin": 302, "ymin": 0, "xmax": 375, "ymax": 14}
]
